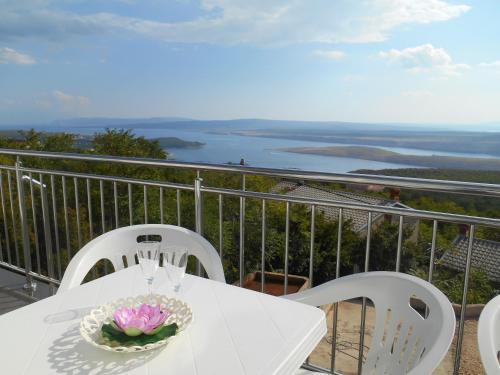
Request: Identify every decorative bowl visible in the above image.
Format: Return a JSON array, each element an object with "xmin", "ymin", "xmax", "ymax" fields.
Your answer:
[{"xmin": 80, "ymin": 294, "xmax": 193, "ymax": 353}]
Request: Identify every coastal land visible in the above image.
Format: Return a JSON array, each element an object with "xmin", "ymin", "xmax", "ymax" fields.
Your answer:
[
  {"xmin": 223, "ymin": 127, "xmax": 500, "ymax": 156},
  {"xmin": 4, "ymin": 118, "xmax": 499, "ymax": 158},
  {"xmin": 279, "ymin": 146, "xmax": 500, "ymax": 171},
  {"xmin": 151, "ymin": 137, "xmax": 204, "ymax": 149}
]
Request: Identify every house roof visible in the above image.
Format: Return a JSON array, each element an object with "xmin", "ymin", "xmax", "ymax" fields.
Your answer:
[
  {"xmin": 440, "ymin": 236, "xmax": 500, "ymax": 282},
  {"xmin": 271, "ymin": 181, "xmax": 408, "ymax": 233}
]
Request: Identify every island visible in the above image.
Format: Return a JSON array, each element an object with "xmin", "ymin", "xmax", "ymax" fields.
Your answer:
[
  {"xmin": 151, "ymin": 137, "xmax": 205, "ymax": 149},
  {"xmin": 279, "ymin": 145, "xmax": 500, "ymax": 171}
]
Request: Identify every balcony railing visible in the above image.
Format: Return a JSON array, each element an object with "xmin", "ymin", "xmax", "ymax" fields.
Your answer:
[{"xmin": 1, "ymin": 148, "xmax": 500, "ymax": 374}]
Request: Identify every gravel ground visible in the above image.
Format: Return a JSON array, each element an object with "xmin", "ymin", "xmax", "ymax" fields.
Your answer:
[
  {"xmin": 306, "ymin": 302, "xmax": 486, "ymax": 375},
  {"xmin": 436, "ymin": 320, "xmax": 486, "ymax": 375}
]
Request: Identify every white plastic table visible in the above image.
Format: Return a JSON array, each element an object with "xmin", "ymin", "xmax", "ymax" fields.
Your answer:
[{"xmin": 0, "ymin": 266, "xmax": 326, "ymax": 375}]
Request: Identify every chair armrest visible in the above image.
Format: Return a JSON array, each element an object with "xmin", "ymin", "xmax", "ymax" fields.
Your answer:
[{"xmin": 282, "ymin": 272, "xmax": 376, "ymax": 306}]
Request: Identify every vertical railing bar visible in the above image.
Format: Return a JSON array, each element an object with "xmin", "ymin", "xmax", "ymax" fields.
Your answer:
[
  {"xmin": 86, "ymin": 178, "xmax": 96, "ymax": 279},
  {"xmin": 0, "ymin": 171, "xmax": 10, "ymax": 264},
  {"xmin": 15, "ymin": 160, "xmax": 32, "ymax": 289},
  {"xmin": 143, "ymin": 185, "xmax": 148, "ymax": 224},
  {"xmin": 453, "ymin": 224, "xmax": 476, "ymax": 375},
  {"xmin": 423, "ymin": 219, "xmax": 439, "ymax": 319},
  {"xmin": 0, "ymin": 191, "xmax": 2, "ymax": 262},
  {"xmin": 86, "ymin": 179, "xmax": 94, "ymax": 241},
  {"xmin": 113, "ymin": 181, "xmax": 119, "ymax": 228},
  {"xmin": 357, "ymin": 211, "xmax": 373, "ymax": 375},
  {"xmin": 99, "ymin": 180, "xmax": 105, "ymax": 234},
  {"xmin": 428, "ymin": 220, "xmax": 438, "ymax": 283},
  {"xmin": 239, "ymin": 173, "xmax": 246, "ymax": 287},
  {"xmin": 194, "ymin": 177, "xmax": 203, "ymax": 277},
  {"xmin": 331, "ymin": 207, "xmax": 343, "ymax": 373},
  {"xmin": 128, "ymin": 183, "xmax": 133, "ymax": 226},
  {"xmin": 219, "ymin": 194, "xmax": 223, "ymax": 258},
  {"xmin": 176, "ymin": 189, "xmax": 181, "ymax": 226},
  {"xmin": 62, "ymin": 176, "xmax": 71, "ymax": 259},
  {"xmin": 39, "ymin": 174, "xmax": 55, "ymax": 288},
  {"xmin": 41, "ymin": 175, "xmax": 60, "ymax": 280},
  {"xmin": 196, "ymin": 170, "xmax": 201, "ymax": 264},
  {"xmin": 29, "ymin": 172, "xmax": 41, "ymax": 275},
  {"xmin": 284, "ymin": 201, "xmax": 290, "ymax": 295},
  {"xmin": 7, "ymin": 170, "xmax": 19, "ymax": 265},
  {"xmin": 194, "ymin": 177, "xmax": 202, "ymax": 276},
  {"xmin": 395, "ymin": 215, "xmax": 404, "ymax": 272},
  {"xmin": 335, "ymin": 209, "xmax": 343, "ymax": 279},
  {"xmin": 309, "ymin": 205, "xmax": 316, "ymax": 286},
  {"xmin": 99, "ymin": 179, "xmax": 107, "ymax": 275},
  {"xmin": 74, "ymin": 177, "xmax": 82, "ymax": 250},
  {"xmin": 261, "ymin": 199, "xmax": 266, "ymax": 293},
  {"xmin": 50, "ymin": 175, "xmax": 61, "ymax": 277},
  {"xmin": 194, "ymin": 179, "xmax": 202, "ymax": 234},
  {"xmin": 159, "ymin": 187, "xmax": 164, "ymax": 224},
  {"xmin": 0, "ymin": 172, "xmax": 2, "ymax": 262}
]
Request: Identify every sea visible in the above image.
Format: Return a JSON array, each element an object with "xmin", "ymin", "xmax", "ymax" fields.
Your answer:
[{"xmin": 39, "ymin": 126, "xmax": 500, "ymax": 174}]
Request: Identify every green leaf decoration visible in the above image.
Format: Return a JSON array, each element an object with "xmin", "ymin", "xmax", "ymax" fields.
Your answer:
[{"xmin": 101, "ymin": 322, "xmax": 178, "ymax": 347}]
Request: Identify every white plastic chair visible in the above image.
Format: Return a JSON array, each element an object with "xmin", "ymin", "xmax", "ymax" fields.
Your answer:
[
  {"xmin": 58, "ymin": 224, "xmax": 225, "ymax": 293},
  {"xmin": 284, "ymin": 271, "xmax": 456, "ymax": 375},
  {"xmin": 478, "ymin": 294, "xmax": 500, "ymax": 375}
]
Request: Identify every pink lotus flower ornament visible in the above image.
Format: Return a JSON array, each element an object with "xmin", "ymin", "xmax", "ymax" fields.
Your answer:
[{"xmin": 113, "ymin": 304, "xmax": 170, "ymax": 336}]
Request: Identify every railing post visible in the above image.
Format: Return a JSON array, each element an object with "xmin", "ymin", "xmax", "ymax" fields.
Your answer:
[
  {"xmin": 39, "ymin": 175, "xmax": 55, "ymax": 293},
  {"xmin": 454, "ymin": 224, "xmax": 475, "ymax": 375},
  {"xmin": 358, "ymin": 211, "xmax": 373, "ymax": 374},
  {"xmin": 15, "ymin": 159, "xmax": 36, "ymax": 292},
  {"xmin": 239, "ymin": 159, "xmax": 246, "ymax": 287},
  {"xmin": 194, "ymin": 177, "xmax": 203, "ymax": 276}
]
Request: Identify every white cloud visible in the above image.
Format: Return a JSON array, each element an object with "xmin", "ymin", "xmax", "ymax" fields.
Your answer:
[
  {"xmin": 379, "ymin": 44, "xmax": 469, "ymax": 76},
  {"xmin": 478, "ymin": 61, "xmax": 500, "ymax": 69},
  {"xmin": 373, "ymin": 0, "xmax": 470, "ymax": 28},
  {"xmin": 312, "ymin": 50, "xmax": 345, "ymax": 60},
  {"xmin": 52, "ymin": 90, "xmax": 73, "ymax": 104},
  {"xmin": 51, "ymin": 90, "xmax": 90, "ymax": 110},
  {"xmin": 0, "ymin": 0, "xmax": 471, "ymax": 46},
  {"xmin": 0, "ymin": 47, "xmax": 36, "ymax": 64}
]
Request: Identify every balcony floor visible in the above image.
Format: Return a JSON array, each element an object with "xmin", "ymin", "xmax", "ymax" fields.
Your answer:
[{"xmin": 0, "ymin": 267, "xmax": 53, "ymax": 315}]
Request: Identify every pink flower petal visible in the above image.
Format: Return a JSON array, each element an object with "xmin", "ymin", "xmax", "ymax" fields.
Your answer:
[{"xmin": 112, "ymin": 304, "xmax": 171, "ymax": 335}]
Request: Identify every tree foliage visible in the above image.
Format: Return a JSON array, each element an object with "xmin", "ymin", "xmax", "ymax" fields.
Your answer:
[{"xmin": 0, "ymin": 130, "xmax": 498, "ymax": 303}]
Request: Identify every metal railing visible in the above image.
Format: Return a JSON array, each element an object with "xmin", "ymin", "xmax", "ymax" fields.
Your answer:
[{"xmin": 1, "ymin": 148, "xmax": 500, "ymax": 374}]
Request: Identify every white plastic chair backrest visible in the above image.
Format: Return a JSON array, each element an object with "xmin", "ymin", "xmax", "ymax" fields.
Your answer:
[
  {"xmin": 478, "ymin": 294, "xmax": 500, "ymax": 375},
  {"xmin": 58, "ymin": 224, "xmax": 225, "ymax": 293},
  {"xmin": 284, "ymin": 272, "xmax": 455, "ymax": 375}
]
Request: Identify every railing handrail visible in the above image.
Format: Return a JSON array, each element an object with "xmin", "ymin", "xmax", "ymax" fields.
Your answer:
[
  {"xmin": 202, "ymin": 186, "xmax": 500, "ymax": 228},
  {"xmin": 2, "ymin": 148, "xmax": 500, "ymax": 197},
  {"xmin": 2, "ymin": 161, "xmax": 500, "ymax": 228},
  {"xmin": 0, "ymin": 164, "xmax": 195, "ymax": 191}
]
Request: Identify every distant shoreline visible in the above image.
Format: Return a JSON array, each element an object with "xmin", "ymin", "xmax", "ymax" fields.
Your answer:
[
  {"xmin": 279, "ymin": 146, "xmax": 500, "ymax": 171},
  {"xmin": 226, "ymin": 129, "xmax": 500, "ymax": 157}
]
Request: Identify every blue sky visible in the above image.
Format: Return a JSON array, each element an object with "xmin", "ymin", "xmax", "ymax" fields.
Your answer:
[{"xmin": 1, "ymin": 0, "xmax": 500, "ymax": 126}]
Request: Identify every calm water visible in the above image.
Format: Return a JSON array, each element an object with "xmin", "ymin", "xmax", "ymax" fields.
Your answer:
[{"xmin": 44, "ymin": 126, "xmax": 500, "ymax": 173}]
